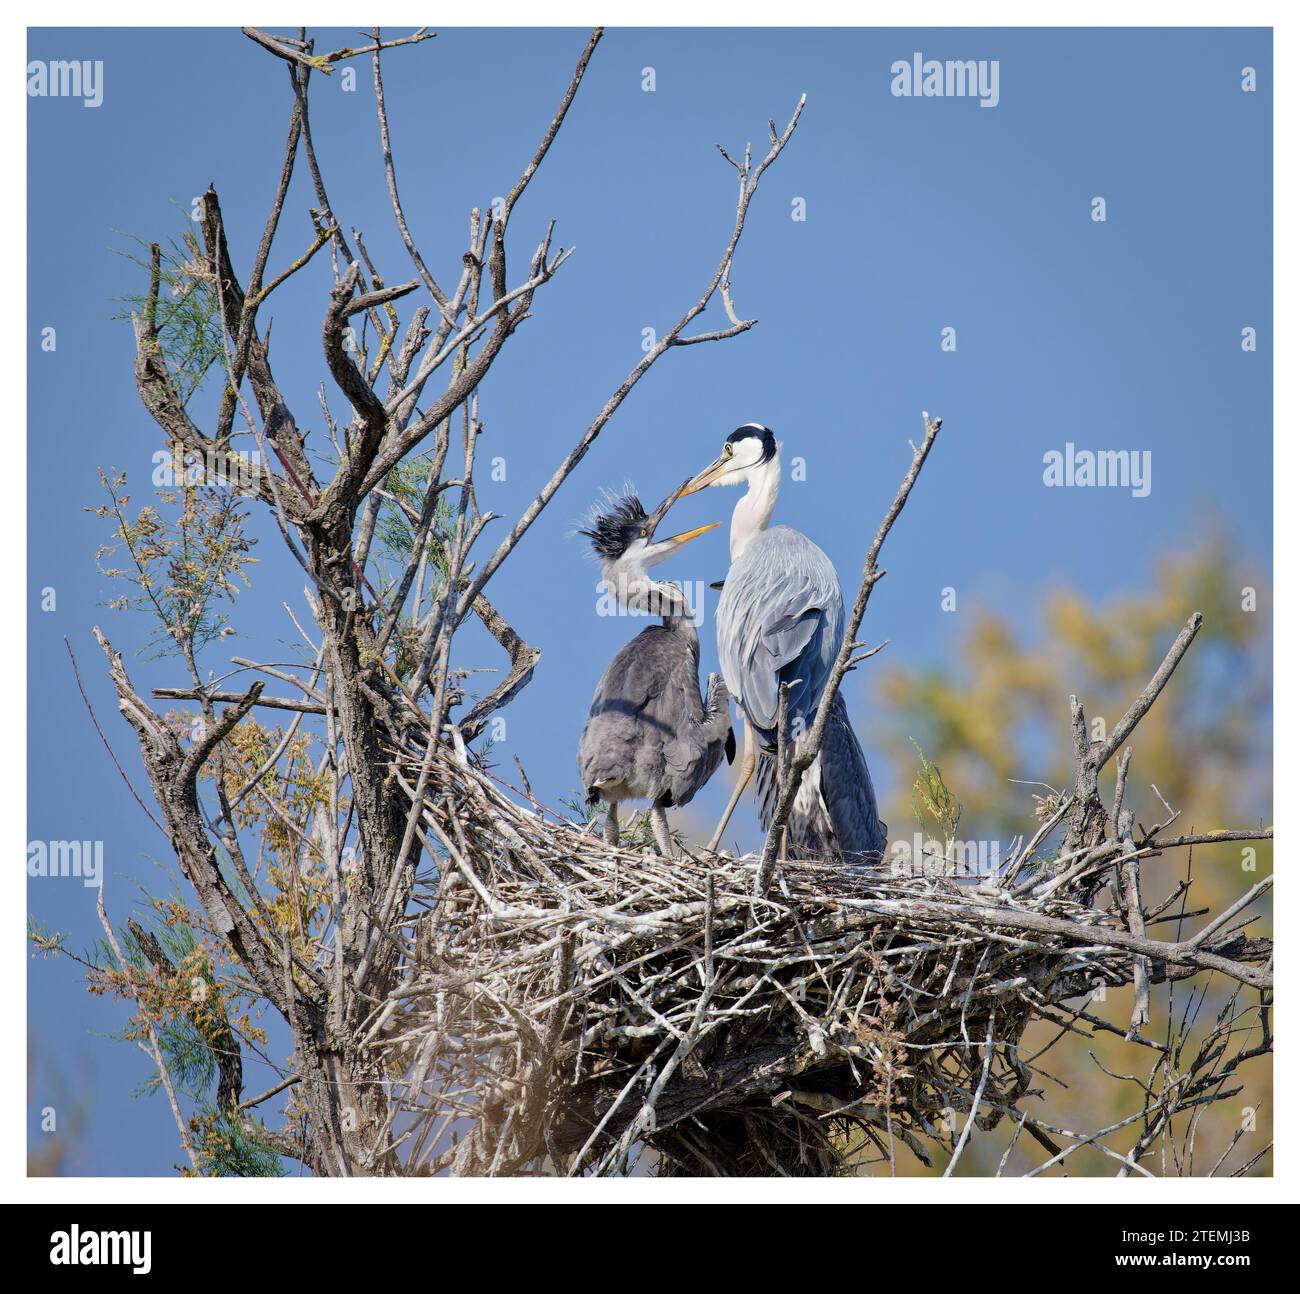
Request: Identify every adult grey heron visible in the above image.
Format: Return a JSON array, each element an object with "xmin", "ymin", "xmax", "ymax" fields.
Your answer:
[
  {"xmin": 577, "ymin": 487, "xmax": 736, "ymax": 856},
  {"xmin": 677, "ymin": 423, "xmax": 887, "ymax": 860}
]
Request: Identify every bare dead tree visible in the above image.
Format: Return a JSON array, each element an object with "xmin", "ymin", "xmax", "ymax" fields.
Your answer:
[{"xmin": 66, "ymin": 27, "xmax": 1270, "ymax": 1177}]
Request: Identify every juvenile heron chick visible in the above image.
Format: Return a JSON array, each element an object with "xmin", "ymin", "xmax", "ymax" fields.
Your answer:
[{"xmin": 577, "ymin": 486, "xmax": 735, "ymax": 856}]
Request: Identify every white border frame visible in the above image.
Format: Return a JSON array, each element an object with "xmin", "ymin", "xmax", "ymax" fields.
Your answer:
[{"xmin": 9, "ymin": 1, "xmax": 1290, "ymax": 1204}]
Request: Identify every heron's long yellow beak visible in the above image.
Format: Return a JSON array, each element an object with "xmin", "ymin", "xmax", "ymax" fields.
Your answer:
[
  {"xmin": 661, "ymin": 520, "xmax": 721, "ymax": 548},
  {"xmin": 676, "ymin": 454, "xmax": 731, "ymax": 498}
]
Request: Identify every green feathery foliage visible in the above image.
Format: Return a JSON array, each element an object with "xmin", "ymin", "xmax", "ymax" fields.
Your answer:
[{"xmin": 114, "ymin": 229, "xmax": 226, "ymax": 407}]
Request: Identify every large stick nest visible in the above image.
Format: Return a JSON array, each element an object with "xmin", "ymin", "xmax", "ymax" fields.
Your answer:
[{"xmin": 374, "ymin": 742, "xmax": 1270, "ymax": 1177}]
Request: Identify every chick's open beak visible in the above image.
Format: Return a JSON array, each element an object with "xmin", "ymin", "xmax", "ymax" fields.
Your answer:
[
  {"xmin": 659, "ymin": 521, "xmax": 721, "ymax": 550},
  {"xmin": 644, "ymin": 484, "xmax": 686, "ymax": 538},
  {"xmin": 643, "ymin": 519, "xmax": 721, "ymax": 563},
  {"xmin": 641, "ymin": 480, "xmax": 720, "ymax": 559}
]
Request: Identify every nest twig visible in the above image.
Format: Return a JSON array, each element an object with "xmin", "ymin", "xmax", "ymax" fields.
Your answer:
[{"xmin": 371, "ymin": 733, "xmax": 1272, "ymax": 1177}]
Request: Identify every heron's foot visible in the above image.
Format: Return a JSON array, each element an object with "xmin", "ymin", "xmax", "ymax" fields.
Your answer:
[
  {"xmin": 603, "ymin": 804, "xmax": 620, "ymax": 848},
  {"xmin": 650, "ymin": 806, "xmax": 676, "ymax": 858}
]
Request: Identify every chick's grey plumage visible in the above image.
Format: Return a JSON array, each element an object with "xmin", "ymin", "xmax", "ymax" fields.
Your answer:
[
  {"xmin": 579, "ymin": 625, "xmax": 731, "ymax": 810},
  {"xmin": 576, "ymin": 489, "xmax": 734, "ymax": 854}
]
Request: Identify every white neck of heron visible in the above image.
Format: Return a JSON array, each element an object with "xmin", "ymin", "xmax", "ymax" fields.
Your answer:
[{"xmin": 730, "ymin": 449, "xmax": 782, "ymax": 559}]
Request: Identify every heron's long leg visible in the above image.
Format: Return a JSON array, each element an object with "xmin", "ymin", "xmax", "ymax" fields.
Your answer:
[
  {"xmin": 650, "ymin": 805, "xmax": 675, "ymax": 857},
  {"xmin": 709, "ymin": 719, "xmax": 756, "ymax": 852},
  {"xmin": 603, "ymin": 802, "xmax": 620, "ymax": 848}
]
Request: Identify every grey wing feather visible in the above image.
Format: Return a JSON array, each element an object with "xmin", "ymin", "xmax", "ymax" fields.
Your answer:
[
  {"xmin": 577, "ymin": 630, "xmax": 665, "ymax": 800},
  {"xmin": 660, "ymin": 671, "xmax": 732, "ymax": 807},
  {"xmin": 753, "ymin": 693, "xmax": 887, "ymax": 860},
  {"xmin": 716, "ymin": 526, "xmax": 844, "ymax": 746},
  {"xmin": 726, "ymin": 527, "xmax": 886, "ymax": 862},
  {"xmin": 579, "ymin": 627, "xmax": 728, "ymax": 811},
  {"xmin": 819, "ymin": 691, "xmax": 887, "ymax": 857},
  {"xmin": 755, "ymin": 750, "xmax": 833, "ymax": 855}
]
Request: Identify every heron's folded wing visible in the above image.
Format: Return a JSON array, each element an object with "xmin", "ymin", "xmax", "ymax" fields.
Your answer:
[
  {"xmin": 578, "ymin": 630, "xmax": 670, "ymax": 789},
  {"xmin": 718, "ymin": 527, "xmax": 844, "ymax": 738},
  {"xmin": 587, "ymin": 630, "xmax": 666, "ymax": 714}
]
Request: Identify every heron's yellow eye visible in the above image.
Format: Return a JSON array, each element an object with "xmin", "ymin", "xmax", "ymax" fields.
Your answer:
[
  {"xmin": 724, "ymin": 444, "xmax": 734, "ymax": 457},
  {"xmin": 639, "ymin": 528, "xmax": 647, "ymax": 538}
]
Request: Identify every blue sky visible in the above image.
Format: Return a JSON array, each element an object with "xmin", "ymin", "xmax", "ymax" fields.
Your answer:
[{"xmin": 27, "ymin": 26, "xmax": 1271, "ymax": 1174}]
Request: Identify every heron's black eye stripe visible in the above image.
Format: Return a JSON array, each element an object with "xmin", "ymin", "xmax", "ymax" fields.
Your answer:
[{"xmin": 725, "ymin": 424, "xmax": 777, "ymax": 463}]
